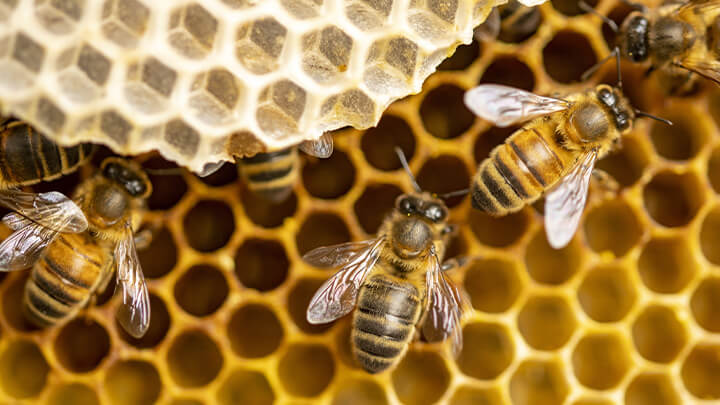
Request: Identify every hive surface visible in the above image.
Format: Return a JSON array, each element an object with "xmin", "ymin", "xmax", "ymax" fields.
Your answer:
[
  {"xmin": 0, "ymin": 0, "xmax": 500, "ymax": 172},
  {"xmin": 1, "ymin": 0, "xmax": 720, "ymax": 404}
]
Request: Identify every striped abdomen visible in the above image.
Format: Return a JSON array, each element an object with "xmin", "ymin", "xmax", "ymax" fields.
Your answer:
[
  {"xmin": 472, "ymin": 124, "xmax": 574, "ymax": 216},
  {"xmin": 237, "ymin": 148, "xmax": 298, "ymax": 202},
  {"xmin": 24, "ymin": 233, "xmax": 111, "ymax": 327},
  {"xmin": 0, "ymin": 120, "xmax": 94, "ymax": 188},
  {"xmin": 352, "ymin": 274, "xmax": 422, "ymax": 374}
]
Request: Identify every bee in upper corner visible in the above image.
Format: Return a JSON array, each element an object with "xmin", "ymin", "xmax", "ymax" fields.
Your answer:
[
  {"xmin": 302, "ymin": 148, "xmax": 468, "ymax": 374},
  {"xmin": 474, "ymin": 0, "xmax": 543, "ymax": 43},
  {"xmin": 0, "ymin": 157, "xmax": 153, "ymax": 338}
]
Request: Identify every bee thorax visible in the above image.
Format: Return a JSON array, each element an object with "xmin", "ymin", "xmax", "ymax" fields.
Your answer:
[{"xmin": 391, "ymin": 218, "xmax": 432, "ymax": 259}]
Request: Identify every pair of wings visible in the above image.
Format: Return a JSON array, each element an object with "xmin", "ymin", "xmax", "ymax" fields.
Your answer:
[
  {"xmin": 465, "ymin": 84, "xmax": 598, "ymax": 249},
  {"xmin": 672, "ymin": 0, "xmax": 720, "ymax": 84},
  {"xmin": 0, "ymin": 189, "xmax": 150, "ymax": 338},
  {"xmin": 304, "ymin": 238, "xmax": 467, "ymax": 354}
]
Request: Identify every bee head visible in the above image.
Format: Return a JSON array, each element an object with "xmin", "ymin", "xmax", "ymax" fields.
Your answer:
[
  {"xmin": 619, "ymin": 12, "xmax": 650, "ymax": 62},
  {"xmin": 391, "ymin": 193, "xmax": 448, "ymax": 259},
  {"xmin": 595, "ymin": 84, "xmax": 634, "ymax": 134},
  {"xmin": 395, "ymin": 193, "xmax": 449, "ymax": 224},
  {"xmin": 100, "ymin": 158, "xmax": 152, "ymax": 200}
]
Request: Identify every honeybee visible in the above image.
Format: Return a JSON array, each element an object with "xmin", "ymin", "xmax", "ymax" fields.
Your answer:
[
  {"xmin": 474, "ymin": 0, "xmax": 542, "ymax": 43},
  {"xmin": 303, "ymin": 148, "xmax": 467, "ymax": 374},
  {"xmin": 236, "ymin": 133, "xmax": 334, "ymax": 202},
  {"xmin": 464, "ymin": 81, "xmax": 668, "ymax": 249},
  {"xmin": 0, "ymin": 158, "xmax": 152, "ymax": 338}
]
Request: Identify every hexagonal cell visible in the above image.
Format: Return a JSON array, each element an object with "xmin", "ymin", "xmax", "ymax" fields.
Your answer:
[
  {"xmin": 518, "ymin": 295, "xmax": 577, "ymax": 350},
  {"xmin": 332, "ymin": 378, "xmax": 388, "ymax": 405},
  {"xmin": 681, "ymin": 344, "xmax": 720, "ymax": 400},
  {"xmin": 101, "ymin": 0, "xmax": 150, "ymax": 48},
  {"xmin": 551, "ymin": 0, "xmax": 598, "ymax": 16},
  {"xmin": 55, "ymin": 43, "xmax": 111, "ymax": 103},
  {"xmin": 76, "ymin": 110, "xmax": 134, "ymax": 148},
  {"xmin": 217, "ymin": 368, "xmax": 275, "ymax": 405},
  {"xmin": 301, "ymin": 26, "xmax": 353, "ymax": 83},
  {"xmin": 296, "ymin": 212, "xmax": 351, "ymax": 256},
  {"xmin": 632, "ymin": 305, "xmax": 687, "ymax": 363},
  {"xmin": 345, "ymin": 0, "xmax": 393, "ymax": 30},
  {"xmin": 104, "ymin": 359, "xmax": 161, "ymax": 405},
  {"xmin": 137, "ymin": 226, "xmax": 177, "ymax": 278},
  {"xmin": 189, "ymin": 68, "xmax": 244, "ymax": 125},
  {"xmin": 643, "ymin": 170, "xmax": 704, "ymax": 228},
  {"xmin": 278, "ymin": 343, "xmax": 335, "ymax": 397},
  {"xmin": 54, "ymin": 318, "xmax": 110, "ymax": 373},
  {"xmin": 184, "ymin": 199, "xmax": 235, "ymax": 252},
  {"xmin": 464, "ymin": 258, "xmax": 522, "ymax": 313},
  {"xmin": 34, "ymin": 0, "xmax": 84, "ymax": 34},
  {"xmin": 3, "ymin": 274, "xmax": 39, "ymax": 332},
  {"xmin": 456, "ymin": 322, "xmax": 515, "ymax": 380},
  {"xmin": 48, "ymin": 383, "xmax": 99, "ymax": 405},
  {"xmin": 174, "ymin": 265, "xmax": 228, "ymax": 317},
  {"xmin": 707, "ymin": 145, "xmax": 720, "ymax": 193},
  {"xmin": 235, "ymin": 17, "xmax": 287, "ymax": 75},
  {"xmin": 572, "ymin": 333, "xmax": 631, "ymax": 390},
  {"xmin": 392, "ymin": 350, "xmax": 451, "ymax": 405},
  {"xmin": 241, "ymin": 187, "xmax": 297, "ymax": 228},
  {"xmin": 417, "ymin": 155, "xmax": 470, "ymax": 208},
  {"xmin": 167, "ymin": 330, "xmax": 223, "ymax": 387},
  {"xmin": 302, "ymin": 149, "xmax": 356, "ymax": 199},
  {"xmin": 577, "ymin": 264, "xmax": 636, "ymax": 323},
  {"xmin": 700, "ymin": 205, "xmax": 720, "ymax": 265},
  {"xmin": 638, "ymin": 236, "xmax": 697, "ymax": 294},
  {"xmin": 625, "ymin": 373, "xmax": 681, "ymax": 405},
  {"xmin": 280, "ymin": 0, "xmax": 323, "ymax": 19},
  {"xmin": 449, "ymin": 386, "xmax": 503, "ymax": 405},
  {"xmin": 649, "ymin": 106, "xmax": 708, "ymax": 161},
  {"xmin": 256, "ymin": 80, "xmax": 307, "ymax": 138},
  {"xmin": 420, "ymin": 85, "xmax": 474, "ymax": 139},
  {"xmin": 438, "ymin": 41, "xmax": 480, "ymax": 71},
  {"xmin": 33, "ymin": 96, "xmax": 68, "ymax": 134},
  {"xmin": 143, "ymin": 156, "xmax": 188, "ymax": 210},
  {"xmin": 0, "ymin": 32, "xmax": 45, "ymax": 91},
  {"xmin": 234, "ymin": 238, "xmax": 288, "ymax": 292},
  {"xmin": 480, "ymin": 56, "xmax": 536, "ymax": 91},
  {"xmin": 525, "ymin": 229, "xmax": 583, "ymax": 285},
  {"xmin": 595, "ymin": 135, "xmax": 649, "ymax": 187},
  {"xmin": 543, "ymin": 30, "xmax": 597, "ymax": 84},
  {"xmin": 364, "ymin": 36, "xmax": 420, "ymax": 96},
  {"xmin": 407, "ymin": 0, "xmax": 459, "ymax": 41},
  {"xmin": 510, "ymin": 360, "xmax": 569, "ymax": 405},
  {"xmin": 691, "ymin": 277, "xmax": 720, "ymax": 332},
  {"xmin": 227, "ymin": 303, "xmax": 284, "ymax": 358},
  {"xmin": 320, "ymin": 89, "xmax": 378, "ymax": 129},
  {"xmin": 469, "ymin": 209, "xmax": 529, "ymax": 248},
  {"xmin": 163, "ymin": 119, "xmax": 201, "ymax": 158},
  {"xmin": 0, "ymin": 0, "xmax": 18, "ymax": 22},
  {"xmin": 361, "ymin": 115, "xmax": 416, "ymax": 171},
  {"xmin": 354, "ymin": 184, "xmax": 403, "ymax": 234},
  {"xmin": 168, "ymin": 3, "xmax": 218, "ymax": 58},
  {"xmin": 288, "ymin": 278, "xmax": 334, "ymax": 334},
  {"xmin": 118, "ymin": 294, "xmax": 170, "ymax": 348},
  {"xmin": 0, "ymin": 340, "xmax": 49, "ymax": 399},
  {"xmin": 583, "ymin": 199, "xmax": 643, "ymax": 257},
  {"xmin": 124, "ymin": 57, "xmax": 177, "ymax": 114}
]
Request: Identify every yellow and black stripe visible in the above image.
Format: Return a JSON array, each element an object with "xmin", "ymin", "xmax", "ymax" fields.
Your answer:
[{"xmin": 237, "ymin": 148, "xmax": 298, "ymax": 202}]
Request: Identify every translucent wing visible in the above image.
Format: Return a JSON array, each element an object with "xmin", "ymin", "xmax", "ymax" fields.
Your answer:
[
  {"xmin": 0, "ymin": 190, "xmax": 87, "ymax": 233},
  {"xmin": 676, "ymin": 58, "xmax": 720, "ymax": 85},
  {"xmin": 423, "ymin": 251, "xmax": 468, "ymax": 356},
  {"xmin": 518, "ymin": 0, "xmax": 547, "ymax": 5},
  {"xmin": 474, "ymin": 8, "xmax": 500, "ymax": 41},
  {"xmin": 675, "ymin": 0, "xmax": 720, "ymax": 19},
  {"xmin": 0, "ymin": 214, "xmax": 58, "ymax": 271},
  {"xmin": 305, "ymin": 238, "xmax": 384, "ymax": 324},
  {"xmin": 299, "ymin": 133, "xmax": 334, "ymax": 158},
  {"xmin": 544, "ymin": 150, "xmax": 598, "ymax": 249},
  {"xmin": 196, "ymin": 160, "xmax": 226, "ymax": 177},
  {"xmin": 114, "ymin": 224, "xmax": 150, "ymax": 338},
  {"xmin": 464, "ymin": 84, "xmax": 569, "ymax": 127},
  {"xmin": 303, "ymin": 239, "xmax": 381, "ymax": 268}
]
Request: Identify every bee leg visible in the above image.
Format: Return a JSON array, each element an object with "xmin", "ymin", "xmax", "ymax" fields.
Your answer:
[
  {"xmin": 133, "ymin": 228, "xmax": 154, "ymax": 250},
  {"xmin": 441, "ymin": 256, "xmax": 480, "ymax": 272},
  {"xmin": 441, "ymin": 224, "xmax": 459, "ymax": 237},
  {"xmin": 591, "ymin": 169, "xmax": 620, "ymax": 194}
]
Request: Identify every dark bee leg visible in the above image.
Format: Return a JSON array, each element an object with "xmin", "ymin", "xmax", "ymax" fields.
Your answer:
[
  {"xmin": 441, "ymin": 256, "xmax": 480, "ymax": 272},
  {"xmin": 591, "ymin": 169, "xmax": 620, "ymax": 194},
  {"xmin": 441, "ymin": 224, "xmax": 458, "ymax": 237},
  {"xmin": 134, "ymin": 229, "xmax": 153, "ymax": 250}
]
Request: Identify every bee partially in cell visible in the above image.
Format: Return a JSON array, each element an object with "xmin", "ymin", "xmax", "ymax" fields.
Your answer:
[
  {"xmin": 475, "ymin": 0, "xmax": 543, "ymax": 43},
  {"xmin": 303, "ymin": 148, "xmax": 469, "ymax": 374}
]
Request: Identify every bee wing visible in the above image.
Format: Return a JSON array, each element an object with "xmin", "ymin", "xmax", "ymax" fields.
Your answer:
[
  {"xmin": 196, "ymin": 160, "xmax": 226, "ymax": 177},
  {"xmin": 517, "ymin": 0, "xmax": 548, "ymax": 6},
  {"xmin": 299, "ymin": 133, "xmax": 334, "ymax": 159},
  {"xmin": 305, "ymin": 238, "xmax": 384, "ymax": 324},
  {"xmin": 114, "ymin": 224, "xmax": 150, "ymax": 338},
  {"xmin": 0, "ymin": 190, "xmax": 87, "ymax": 233},
  {"xmin": 544, "ymin": 149, "xmax": 598, "ymax": 249},
  {"xmin": 676, "ymin": 57, "xmax": 720, "ymax": 85},
  {"xmin": 423, "ymin": 252, "xmax": 468, "ymax": 356},
  {"xmin": 675, "ymin": 0, "xmax": 720, "ymax": 19},
  {"xmin": 464, "ymin": 85, "xmax": 569, "ymax": 127},
  {"xmin": 0, "ymin": 216, "xmax": 58, "ymax": 271}
]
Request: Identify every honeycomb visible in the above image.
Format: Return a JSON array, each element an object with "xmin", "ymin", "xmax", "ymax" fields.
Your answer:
[
  {"xmin": 1, "ymin": 0, "xmax": 720, "ymax": 404},
  {"xmin": 0, "ymin": 0, "xmax": 505, "ymax": 173}
]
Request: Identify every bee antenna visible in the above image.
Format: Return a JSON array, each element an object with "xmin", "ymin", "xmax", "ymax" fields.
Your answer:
[
  {"xmin": 634, "ymin": 109, "xmax": 673, "ymax": 126},
  {"xmin": 394, "ymin": 147, "xmax": 422, "ymax": 193},
  {"xmin": 581, "ymin": 47, "xmax": 620, "ymax": 82},
  {"xmin": 440, "ymin": 189, "xmax": 470, "ymax": 199},
  {"xmin": 614, "ymin": 47, "xmax": 623, "ymax": 90},
  {"xmin": 579, "ymin": 1, "xmax": 619, "ymax": 33},
  {"xmin": 145, "ymin": 168, "xmax": 185, "ymax": 176}
]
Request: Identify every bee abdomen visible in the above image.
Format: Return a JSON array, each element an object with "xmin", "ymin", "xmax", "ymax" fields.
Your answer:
[
  {"xmin": 238, "ymin": 148, "xmax": 298, "ymax": 202},
  {"xmin": 352, "ymin": 276, "xmax": 421, "ymax": 374}
]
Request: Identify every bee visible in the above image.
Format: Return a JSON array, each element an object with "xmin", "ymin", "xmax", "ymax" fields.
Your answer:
[
  {"xmin": 303, "ymin": 148, "xmax": 467, "ymax": 374},
  {"xmin": 464, "ymin": 79, "xmax": 669, "ymax": 249},
  {"xmin": 0, "ymin": 158, "xmax": 152, "ymax": 338},
  {"xmin": 474, "ymin": 0, "xmax": 542, "ymax": 43}
]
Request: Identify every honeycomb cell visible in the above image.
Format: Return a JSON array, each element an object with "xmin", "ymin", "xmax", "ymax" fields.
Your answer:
[
  {"xmin": 464, "ymin": 258, "xmax": 522, "ymax": 313},
  {"xmin": 456, "ymin": 322, "xmax": 515, "ymax": 380},
  {"xmin": 438, "ymin": 41, "xmax": 481, "ymax": 71},
  {"xmin": 125, "ymin": 57, "xmax": 177, "ymax": 114},
  {"xmin": 256, "ymin": 80, "xmax": 307, "ymax": 138},
  {"xmin": 48, "ymin": 383, "xmax": 100, "ymax": 405},
  {"xmin": 595, "ymin": 135, "xmax": 649, "ymax": 187},
  {"xmin": 690, "ymin": 277, "xmax": 720, "ymax": 332},
  {"xmin": 571, "ymin": 399, "xmax": 612, "ymax": 405},
  {"xmin": 235, "ymin": 17, "xmax": 287, "ymax": 75},
  {"xmin": 392, "ymin": 350, "xmax": 451, "ymax": 405},
  {"xmin": 707, "ymin": 145, "xmax": 720, "ymax": 193},
  {"xmin": 407, "ymin": 0, "xmax": 460, "ymax": 42},
  {"xmin": 241, "ymin": 187, "xmax": 297, "ymax": 228},
  {"xmin": 572, "ymin": 333, "xmax": 630, "ymax": 390},
  {"xmin": 583, "ymin": 199, "xmax": 642, "ymax": 257},
  {"xmin": 183, "ymin": 200, "xmax": 235, "ymax": 252},
  {"xmin": 0, "ymin": 340, "xmax": 48, "ymax": 399},
  {"xmin": 278, "ymin": 343, "xmax": 335, "ymax": 397},
  {"xmin": 174, "ymin": 265, "xmax": 228, "ymax": 317},
  {"xmin": 143, "ymin": 157, "xmax": 188, "ymax": 210},
  {"xmin": 577, "ymin": 264, "xmax": 636, "ymax": 323},
  {"xmin": 2, "ymin": 274, "xmax": 39, "ymax": 332},
  {"xmin": 643, "ymin": 171, "xmax": 704, "ymax": 228},
  {"xmin": 361, "ymin": 115, "xmax": 416, "ymax": 171},
  {"xmin": 649, "ymin": 108, "xmax": 707, "ymax": 161},
  {"xmin": 551, "ymin": 0, "xmax": 597, "ymax": 16},
  {"xmin": 449, "ymin": 386, "xmax": 503, "ymax": 405},
  {"xmin": 416, "ymin": 155, "xmax": 470, "ymax": 208},
  {"xmin": 167, "ymin": 330, "xmax": 223, "ymax": 387},
  {"xmin": 364, "ymin": 36, "xmax": 420, "ymax": 96},
  {"xmin": 354, "ymin": 183, "xmax": 403, "ymax": 234},
  {"xmin": 525, "ymin": 230, "xmax": 582, "ymax": 285},
  {"xmin": 104, "ymin": 359, "xmax": 161, "ymax": 405},
  {"xmin": 163, "ymin": 119, "xmax": 201, "ymax": 158},
  {"xmin": 518, "ymin": 295, "xmax": 577, "ymax": 351},
  {"xmin": 56, "ymin": 43, "xmax": 112, "ymax": 103},
  {"xmin": 189, "ymin": 68, "xmax": 244, "ymax": 125},
  {"xmin": 54, "ymin": 319, "xmax": 110, "ymax": 373},
  {"xmin": 0, "ymin": 0, "xmax": 17, "ymax": 22},
  {"xmin": 543, "ymin": 30, "xmax": 597, "ymax": 84},
  {"xmin": 625, "ymin": 373, "xmax": 681, "ymax": 405},
  {"xmin": 509, "ymin": 360, "xmax": 569, "ymax": 405},
  {"xmin": 288, "ymin": 278, "xmax": 334, "ymax": 334},
  {"xmin": 118, "ymin": 294, "xmax": 170, "ymax": 348},
  {"xmin": 320, "ymin": 89, "xmax": 378, "ymax": 129},
  {"xmin": 681, "ymin": 344, "xmax": 720, "ymax": 399},
  {"xmin": 34, "ymin": 0, "xmax": 83, "ymax": 34},
  {"xmin": 296, "ymin": 212, "xmax": 351, "ymax": 256},
  {"xmin": 0, "ymin": 32, "xmax": 45, "ymax": 91},
  {"xmin": 474, "ymin": 125, "xmax": 517, "ymax": 164},
  {"xmin": 168, "ymin": 3, "xmax": 218, "ymax": 59},
  {"xmin": 632, "ymin": 305, "xmax": 686, "ymax": 363},
  {"xmin": 169, "ymin": 400, "xmax": 202, "ymax": 405},
  {"xmin": 638, "ymin": 236, "xmax": 696, "ymax": 294},
  {"xmin": 227, "ymin": 303, "xmax": 283, "ymax": 358},
  {"xmin": 198, "ymin": 162, "xmax": 237, "ymax": 187},
  {"xmin": 101, "ymin": 0, "xmax": 150, "ymax": 48},
  {"xmin": 234, "ymin": 238, "xmax": 288, "ymax": 291},
  {"xmin": 302, "ymin": 149, "xmax": 356, "ymax": 199},
  {"xmin": 700, "ymin": 205, "xmax": 720, "ymax": 265},
  {"xmin": 469, "ymin": 209, "xmax": 528, "ymax": 248},
  {"xmin": 280, "ymin": 0, "xmax": 324, "ymax": 19},
  {"xmin": 480, "ymin": 56, "xmax": 535, "ymax": 91},
  {"xmin": 301, "ymin": 26, "xmax": 353, "ymax": 83},
  {"xmin": 345, "ymin": 0, "xmax": 393, "ymax": 30},
  {"xmin": 217, "ymin": 369, "xmax": 275, "ymax": 405},
  {"xmin": 332, "ymin": 378, "xmax": 388, "ymax": 405},
  {"xmin": 137, "ymin": 226, "xmax": 177, "ymax": 278},
  {"xmin": 420, "ymin": 85, "xmax": 475, "ymax": 139}
]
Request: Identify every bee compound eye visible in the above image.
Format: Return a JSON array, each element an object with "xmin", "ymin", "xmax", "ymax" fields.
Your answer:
[
  {"xmin": 598, "ymin": 88, "xmax": 615, "ymax": 107},
  {"xmin": 425, "ymin": 204, "xmax": 447, "ymax": 222},
  {"xmin": 398, "ymin": 197, "xmax": 416, "ymax": 214}
]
